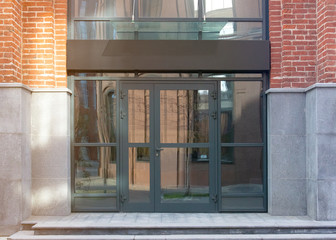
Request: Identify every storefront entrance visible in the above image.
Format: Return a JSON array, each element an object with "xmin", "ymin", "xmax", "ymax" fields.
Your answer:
[
  {"xmin": 120, "ymin": 82, "xmax": 217, "ymax": 212},
  {"xmin": 71, "ymin": 74, "xmax": 266, "ymax": 213}
]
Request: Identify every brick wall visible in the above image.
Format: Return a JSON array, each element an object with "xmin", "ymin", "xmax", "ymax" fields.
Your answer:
[
  {"xmin": 269, "ymin": 0, "xmax": 317, "ymax": 88},
  {"xmin": 0, "ymin": 0, "xmax": 22, "ymax": 84},
  {"xmin": 0, "ymin": 0, "xmax": 67, "ymax": 88},
  {"xmin": 269, "ymin": 0, "xmax": 336, "ymax": 88},
  {"xmin": 316, "ymin": 0, "xmax": 336, "ymax": 83},
  {"xmin": 1, "ymin": 0, "xmax": 335, "ymax": 88}
]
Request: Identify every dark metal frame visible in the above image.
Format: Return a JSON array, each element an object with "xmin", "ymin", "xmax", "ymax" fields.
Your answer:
[
  {"xmin": 69, "ymin": 74, "xmax": 267, "ymax": 213},
  {"xmin": 67, "ymin": 40, "xmax": 270, "ymax": 72},
  {"xmin": 67, "ymin": 0, "xmax": 269, "ymax": 213},
  {"xmin": 120, "ymin": 81, "xmax": 217, "ymax": 212}
]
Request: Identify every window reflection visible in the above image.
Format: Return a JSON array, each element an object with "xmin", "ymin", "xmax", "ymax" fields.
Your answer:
[
  {"xmin": 128, "ymin": 147, "xmax": 150, "ymax": 203},
  {"xmin": 128, "ymin": 90, "xmax": 150, "ymax": 143},
  {"xmin": 139, "ymin": 0, "xmax": 198, "ymax": 18},
  {"xmin": 70, "ymin": 0, "xmax": 264, "ymax": 40},
  {"xmin": 160, "ymin": 90, "xmax": 209, "ymax": 143},
  {"xmin": 72, "ymin": 0, "xmax": 133, "ymax": 17},
  {"xmin": 221, "ymin": 147, "xmax": 263, "ymax": 194},
  {"xmin": 202, "ymin": 22, "xmax": 262, "ymax": 40},
  {"xmin": 204, "ymin": 0, "xmax": 262, "ymax": 18},
  {"xmin": 221, "ymin": 81, "xmax": 262, "ymax": 143},
  {"xmin": 74, "ymin": 81, "xmax": 117, "ymax": 143},
  {"xmin": 161, "ymin": 148, "xmax": 209, "ymax": 203},
  {"xmin": 75, "ymin": 147, "xmax": 117, "ymax": 194}
]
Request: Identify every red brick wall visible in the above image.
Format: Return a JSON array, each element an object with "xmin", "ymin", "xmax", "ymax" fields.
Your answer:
[
  {"xmin": 1, "ymin": 0, "xmax": 335, "ymax": 88},
  {"xmin": 316, "ymin": 0, "xmax": 336, "ymax": 83},
  {"xmin": 0, "ymin": 0, "xmax": 67, "ymax": 88},
  {"xmin": 269, "ymin": 0, "xmax": 317, "ymax": 88},
  {"xmin": 22, "ymin": 0, "xmax": 67, "ymax": 88},
  {"xmin": 0, "ymin": 0, "xmax": 22, "ymax": 84},
  {"xmin": 269, "ymin": 0, "xmax": 336, "ymax": 88}
]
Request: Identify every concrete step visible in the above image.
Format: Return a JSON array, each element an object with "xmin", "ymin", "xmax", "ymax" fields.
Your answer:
[
  {"xmin": 31, "ymin": 223, "xmax": 336, "ymax": 235},
  {"xmin": 21, "ymin": 221, "xmax": 36, "ymax": 231},
  {"xmin": 8, "ymin": 231, "xmax": 336, "ymax": 240}
]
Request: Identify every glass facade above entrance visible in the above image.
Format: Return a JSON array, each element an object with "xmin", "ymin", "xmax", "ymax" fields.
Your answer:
[{"xmin": 68, "ymin": 0, "xmax": 266, "ymax": 40}]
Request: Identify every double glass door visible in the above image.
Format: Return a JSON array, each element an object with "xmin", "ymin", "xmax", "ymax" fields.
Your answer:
[{"xmin": 120, "ymin": 82, "xmax": 217, "ymax": 212}]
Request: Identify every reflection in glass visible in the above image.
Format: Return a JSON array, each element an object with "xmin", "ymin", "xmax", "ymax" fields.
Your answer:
[
  {"xmin": 139, "ymin": 0, "xmax": 198, "ymax": 18},
  {"xmin": 74, "ymin": 147, "xmax": 117, "ymax": 193},
  {"xmin": 160, "ymin": 148, "xmax": 209, "ymax": 203},
  {"xmin": 128, "ymin": 147, "xmax": 150, "ymax": 203},
  {"xmin": 74, "ymin": 21, "xmax": 108, "ymax": 40},
  {"xmin": 222, "ymin": 197, "xmax": 264, "ymax": 210},
  {"xmin": 221, "ymin": 147, "xmax": 264, "ymax": 210},
  {"xmin": 74, "ymin": 81, "xmax": 117, "ymax": 143},
  {"xmin": 74, "ymin": 197, "xmax": 117, "ymax": 210},
  {"xmin": 221, "ymin": 81, "xmax": 262, "ymax": 143},
  {"xmin": 138, "ymin": 32, "xmax": 198, "ymax": 40},
  {"xmin": 138, "ymin": 73, "xmax": 199, "ymax": 78},
  {"xmin": 73, "ymin": 21, "xmax": 261, "ymax": 40},
  {"xmin": 203, "ymin": 73, "xmax": 262, "ymax": 78},
  {"xmin": 71, "ymin": 0, "xmax": 133, "ymax": 17},
  {"xmin": 202, "ymin": 22, "xmax": 262, "ymax": 40},
  {"xmin": 128, "ymin": 89, "xmax": 150, "ymax": 143},
  {"xmin": 204, "ymin": 0, "xmax": 262, "ymax": 18},
  {"xmin": 73, "ymin": 72, "xmax": 136, "ymax": 77},
  {"xmin": 160, "ymin": 90, "xmax": 209, "ymax": 143},
  {"xmin": 74, "ymin": 21, "xmax": 135, "ymax": 40},
  {"xmin": 221, "ymin": 147, "xmax": 263, "ymax": 194}
]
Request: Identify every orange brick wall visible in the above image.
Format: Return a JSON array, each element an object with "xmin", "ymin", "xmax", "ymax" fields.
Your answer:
[
  {"xmin": 269, "ymin": 0, "xmax": 336, "ymax": 88},
  {"xmin": 1, "ymin": 0, "xmax": 335, "ymax": 88},
  {"xmin": 0, "ymin": 0, "xmax": 22, "ymax": 83},
  {"xmin": 0, "ymin": 0, "xmax": 67, "ymax": 88}
]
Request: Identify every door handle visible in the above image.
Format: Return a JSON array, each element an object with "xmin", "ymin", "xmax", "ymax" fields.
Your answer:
[{"xmin": 155, "ymin": 148, "xmax": 163, "ymax": 157}]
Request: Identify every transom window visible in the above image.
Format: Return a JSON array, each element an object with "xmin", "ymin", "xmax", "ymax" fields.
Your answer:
[{"xmin": 68, "ymin": 0, "xmax": 266, "ymax": 40}]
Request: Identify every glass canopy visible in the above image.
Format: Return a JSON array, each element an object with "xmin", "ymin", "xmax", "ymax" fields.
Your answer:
[
  {"xmin": 69, "ymin": 0, "xmax": 265, "ymax": 40},
  {"xmin": 73, "ymin": 21, "xmax": 262, "ymax": 40}
]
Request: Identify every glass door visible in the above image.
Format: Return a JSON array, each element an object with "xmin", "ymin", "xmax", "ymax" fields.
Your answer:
[
  {"xmin": 120, "ymin": 82, "xmax": 217, "ymax": 212},
  {"xmin": 120, "ymin": 83, "xmax": 155, "ymax": 211},
  {"xmin": 154, "ymin": 83, "xmax": 217, "ymax": 212}
]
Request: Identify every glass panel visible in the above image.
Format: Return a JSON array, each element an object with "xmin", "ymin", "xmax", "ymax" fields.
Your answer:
[
  {"xmin": 71, "ymin": 0, "xmax": 133, "ymax": 18},
  {"xmin": 138, "ymin": 73, "xmax": 199, "ymax": 78},
  {"xmin": 74, "ymin": 197, "xmax": 117, "ymax": 210},
  {"xmin": 74, "ymin": 21, "xmax": 134, "ymax": 40},
  {"xmin": 138, "ymin": 32, "xmax": 198, "ymax": 40},
  {"xmin": 160, "ymin": 148, "xmax": 209, "ymax": 203},
  {"xmin": 74, "ymin": 81, "xmax": 117, "ymax": 143},
  {"xmin": 221, "ymin": 147, "xmax": 263, "ymax": 194},
  {"xmin": 138, "ymin": 0, "xmax": 198, "ymax": 18},
  {"xmin": 160, "ymin": 89, "xmax": 209, "ymax": 143},
  {"xmin": 74, "ymin": 147, "xmax": 117, "ymax": 193},
  {"xmin": 203, "ymin": 73, "xmax": 262, "ymax": 78},
  {"xmin": 222, "ymin": 197, "xmax": 264, "ymax": 210},
  {"xmin": 202, "ymin": 22, "xmax": 262, "ymax": 40},
  {"xmin": 128, "ymin": 89, "xmax": 150, "ymax": 143},
  {"xmin": 72, "ymin": 73, "xmax": 135, "ymax": 77},
  {"xmin": 73, "ymin": 21, "xmax": 261, "ymax": 40},
  {"xmin": 204, "ymin": 0, "xmax": 262, "ymax": 18},
  {"xmin": 128, "ymin": 147, "xmax": 150, "ymax": 203},
  {"xmin": 221, "ymin": 81, "xmax": 262, "ymax": 143}
]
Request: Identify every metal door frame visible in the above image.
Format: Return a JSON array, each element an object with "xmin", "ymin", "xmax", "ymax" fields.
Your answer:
[
  {"xmin": 120, "ymin": 83, "xmax": 155, "ymax": 212},
  {"xmin": 120, "ymin": 81, "xmax": 218, "ymax": 212}
]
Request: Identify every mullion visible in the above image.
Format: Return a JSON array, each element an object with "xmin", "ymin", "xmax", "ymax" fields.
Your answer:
[{"xmin": 220, "ymin": 143, "xmax": 264, "ymax": 147}]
